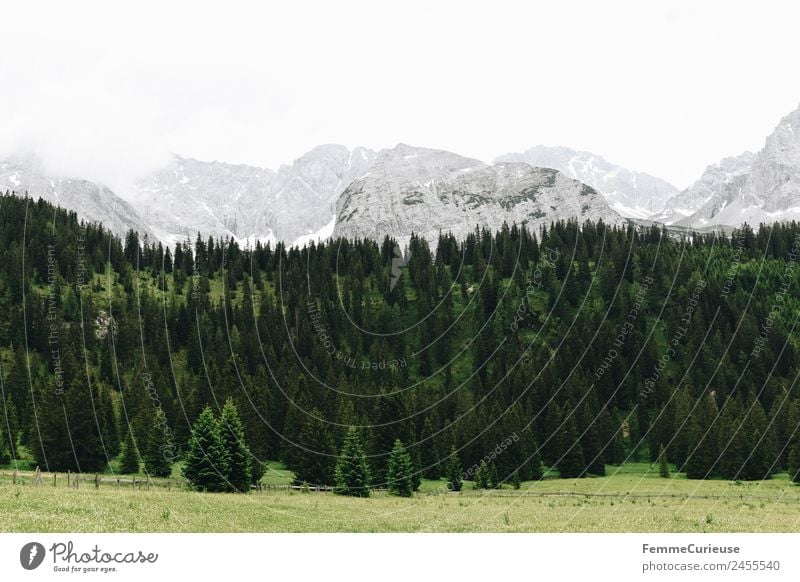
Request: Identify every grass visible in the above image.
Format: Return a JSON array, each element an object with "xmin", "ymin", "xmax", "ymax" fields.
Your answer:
[{"xmin": 2, "ymin": 463, "xmax": 800, "ymax": 532}]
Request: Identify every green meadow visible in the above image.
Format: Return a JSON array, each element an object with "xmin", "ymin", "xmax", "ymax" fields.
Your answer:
[{"xmin": 2, "ymin": 463, "xmax": 799, "ymax": 533}]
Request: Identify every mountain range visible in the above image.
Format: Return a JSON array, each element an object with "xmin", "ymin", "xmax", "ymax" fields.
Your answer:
[{"xmin": 2, "ymin": 102, "xmax": 799, "ymax": 246}]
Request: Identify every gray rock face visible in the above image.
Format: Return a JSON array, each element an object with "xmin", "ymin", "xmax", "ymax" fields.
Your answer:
[
  {"xmin": 333, "ymin": 144, "xmax": 626, "ymax": 246},
  {"xmin": 0, "ymin": 154, "xmax": 155, "ymax": 239},
  {"xmin": 496, "ymin": 145, "xmax": 677, "ymax": 219},
  {"xmin": 127, "ymin": 156, "xmax": 276, "ymax": 245},
  {"xmin": 126, "ymin": 144, "xmax": 378, "ymax": 246},
  {"xmin": 664, "ymin": 103, "xmax": 800, "ymax": 228}
]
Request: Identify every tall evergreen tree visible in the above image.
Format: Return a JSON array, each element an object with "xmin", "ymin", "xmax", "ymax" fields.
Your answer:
[
  {"xmin": 292, "ymin": 407, "xmax": 336, "ymax": 486},
  {"xmin": 445, "ymin": 445, "xmax": 463, "ymax": 492},
  {"xmin": 219, "ymin": 399, "xmax": 253, "ymax": 492},
  {"xmin": 143, "ymin": 408, "xmax": 174, "ymax": 478},
  {"xmin": 182, "ymin": 407, "xmax": 231, "ymax": 492},
  {"xmin": 658, "ymin": 444, "xmax": 670, "ymax": 478},
  {"xmin": 788, "ymin": 442, "xmax": 800, "ymax": 484},
  {"xmin": 0, "ymin": 426, "xmax": 10, "ymax": 465},
  {"xmin": 555, "ymin": 413, "xmax": 586, "ymax": 478},
  {"xmin": 386, "ymin": 439, "xmax": 414, "ymax": 497},
  {"xmin": 120, "ymin": 429, "xmax": 140, "ymax": 474},
  {"xmin": 420, "ymin": 416, "xmax": 442, "ymax": 479},
  {"xmin": 334, "ymin": 427, "xmax": 371, "ymax": 497}
]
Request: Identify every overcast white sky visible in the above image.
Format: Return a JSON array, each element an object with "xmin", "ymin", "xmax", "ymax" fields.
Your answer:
[{"xmin": 1, "ymin": 0, "xmax": 799, "ymax": 191}]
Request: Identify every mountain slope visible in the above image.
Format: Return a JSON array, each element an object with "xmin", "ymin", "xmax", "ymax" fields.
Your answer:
[
  {"xmin": 333, "ymin": 144, "xmax": 626, "ymax": 246},
  {"xmin": 125, "ymin": 145, "xmax": 378, "ymax": 246},
  {"xmin": 666, "ymin": 103, "xmax": 800, "ymax": 228},
  {"xmin": 0, "ymin": 155, "xmax": 156, "ymax": 239},
  {"xmin": 495, "ymin": 146, "xmax": 677, "ymax": 219}
]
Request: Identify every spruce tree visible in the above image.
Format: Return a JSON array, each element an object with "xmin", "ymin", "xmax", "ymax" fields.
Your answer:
[
  {"xmin": 658, "ymin": 444, "xmax": 670, "ymax": 478},
  {"xmin": 670, "ymin": 387, "xmax": 692, "ymax": 467},
  {"xmin": 445, "ymin": 445, "xmax": 463, "ymax": 492},
  {"xmin": 556, "ymin": 413, "xmax": 586, "ymax": 478},
  {"xmin": 120, "ymin": 429, "xmax": 140, "ymax": 474},
  {"xmin": 474, "ymin": 460, "xmax": 489, "ymax": 489},
  {"xmin": 219, "ymin": 399, "xmax": 252, "ymax": 492},
  {"xmin": 386, "ymin": 439, "xmax": 414, "ymax": 497},
  {"xmin": 182, "ymin": 407, "xmax": 231, "ymax": 492},
  {"xmin": 489, "ymin": 462, "xmax": 501, "ymax": 489},
  {"xmin": 420, "ymin": 417, "xmax": 441, "ymax": 479},
  {"xmin": 143, "ymin": 409, "xmax": 174, "ymax": 478},
  {"xmin": 741, "ymin": 398, "xmax": 776, "ymax": 481},
  {"xmin": 683, "ymin": 395, "xmax": 718, "ymax": 479},
  {"xmin": 2, "ymin": 396, "xmax": 18, "ymax": 459},
  {"xmin": 788, "ymin": 442, "xmax": 800, "ymax": 484},
  {"xmin": 334, "ymin": 427, "xmax": 371, "ymax": 497},
  {"xmin": 293, "ymin": 407, "xmax": 336, "ymax": 486},
  {"xmin": 0, "ymin": 427, "xmax": 10, "ymax": 465},
  {"xmin": 718, "ymin": 398, "xmax": 748, "ymax": 480}
]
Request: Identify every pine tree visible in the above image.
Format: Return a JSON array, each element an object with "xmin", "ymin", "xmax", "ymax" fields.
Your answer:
[
  {"xmin": 658, "ymin": 444, "xmax": 670, "ymax": 478},
  {"xmin": 293, "ymin": 407, "xmax": 336, "ymax": 486},
  {"xmin": 445, "ymin": 445, "xmax": 463, "ymax": 492},
  {"xmin": 474, "ymin": 461, "xmax": 489, "ymax": 489},
  {"xmin": 120, "ymin": 429, "xmax": 140, "ymax": 474},
  {"xmin": 684, "ymin": 394, "xmax": 718, "ymax": 479},
  {"xmin": 0, "ymin": 426, "xmax": 10, "ymax": 465},
  {"xmin": 2, "ymin": 396, "xmax": 18, "ymax": 459},
  {"xmin": 556, "ymin": 413, "xmax": 586, "ymax": 478},
  {"xmin": 670, "ymin": 387, "xmax": 692, "ymax": 467},
  {"xmin": 143, "ymin": 409, "xmax": 174, "ymax": 478},
  {"xmin": 386, "ymin": 439, "xmax": 414, "ymax": 497},
  {"xmin": 741, "ymin": 398, "xmax": 776, "ymax": 481},
  {"xmin": 489, "ymin": 462, "xmax": 501, "ymax": 488},
  {"xmin": 334, "ymin": 427, "xmax": 371, "ymax": 497},
  {"xmin": 420, "ymin": 416, "xmax": 441, "ymax": 479},
  {"xmin": 219, "ymin": 399, "xmax": 252, "ymax": 492},
  {"xmin": 182, "ymin": 407, "xmax": 231, "ymax": 492},
  {"xmin": 718, "ymin": 398, "xmax": 748, "ymax": 480},
  {"xmin": 788, "ymin": 442, "xmax": 800, "ymax": 484}
]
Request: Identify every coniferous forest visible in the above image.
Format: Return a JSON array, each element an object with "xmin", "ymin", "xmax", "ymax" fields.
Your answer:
[{"xmin": 2, "ymin": 192, "xmax": 800, "ymax": 493}]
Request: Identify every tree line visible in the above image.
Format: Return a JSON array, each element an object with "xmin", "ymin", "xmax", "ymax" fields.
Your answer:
[{"xmin": 1, "ymin": 191, "xmax": 800, "ymax": 493}]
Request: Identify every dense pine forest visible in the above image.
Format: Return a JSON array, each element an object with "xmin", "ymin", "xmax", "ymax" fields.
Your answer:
[{"xmin": 2, "ymin": 192, "xmax": 800, "ymax": 493}]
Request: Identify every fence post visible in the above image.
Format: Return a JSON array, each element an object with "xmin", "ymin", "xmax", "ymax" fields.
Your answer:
[
  {"xmin": 67, "ymin": 470, "xmax": 71, "ymax": 488},
  {"xmin": 95, "ymin": 474, "xmax": 100, "ymax": 489},
  {"xmin": 12, "ymin": 469, "xmax": 18, "ymax": 485},
  {"xmin": 54, "ymin": 473, "xmax": 57, "ymax": 488}
]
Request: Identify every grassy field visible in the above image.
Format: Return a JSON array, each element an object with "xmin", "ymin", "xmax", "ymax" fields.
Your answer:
[{"xmin": 2, "ymin": 463, "xmax": 800, "ymax": 532}]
